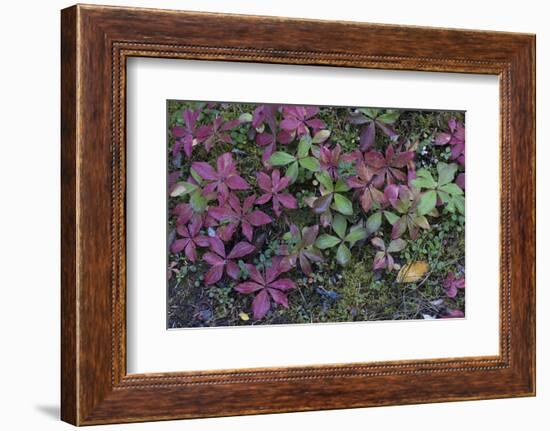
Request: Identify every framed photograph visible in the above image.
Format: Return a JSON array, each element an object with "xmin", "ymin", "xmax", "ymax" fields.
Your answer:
[{"xmin": 61, "ymin": 4, "xmax": 536, "ymax": 425}]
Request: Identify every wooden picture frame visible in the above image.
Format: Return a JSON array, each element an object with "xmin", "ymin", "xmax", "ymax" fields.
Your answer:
[{"xmin": 61, "ymin": 4, "xmax": 536, "ymax": 425}]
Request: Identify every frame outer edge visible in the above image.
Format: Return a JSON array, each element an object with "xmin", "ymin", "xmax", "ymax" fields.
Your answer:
[
  {"xmin": 60, "ymin": 4, "xmax": 536, "ymax": 425},
  {"xmin": 61, "ymin": 5, "xmax": 79, "ymax": 426}
]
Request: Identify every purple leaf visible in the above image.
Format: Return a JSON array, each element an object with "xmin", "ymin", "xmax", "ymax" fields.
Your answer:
[
  {"xmin": 227, "ymin": 242, "xmax": 255, "ymax": 259},
  {"xmin": 434, "ymin": 132, "xmax": 451, "ymax": 146},
  {"xmin": 241, "ymin": 221, "xmax": 254, "ymax": 242},
  {"xmin": 203, "ymin": 252, "xmax": 224, "ymax": 266},
  {"xmin": 235, "ymin": 282, "xmax": 264, "ymax": 294},
  {"xmin": 312, "ymin": 193, "xmax": 333, "ymax": 214},
  {"xmin": 191, "ymin": 162, "xmax": 217, "ymax": 181},
  {"xmin": 209, "ymin": 236, "xmax": 226, "ymax": 257},
  {"xmin": 359, "ymin": 121, "xmax": 375, "ymax": 151},
  {"xmin": 252, "ymin": 289, "xmax": 271, "ymax": 319},
  {"xmin": 302, "ymin": 225, "xmax": 319, "ymax": 246},
  {"xmin": 277, "ymin": 193, "xmax": 297, "ymax": 209},
  {"xmin": 205, "ymin": 264, "xmax": 224, "ymax": 285},
  {"xmin": 245, "ymin": 264, "xmax": 265, "ymax": 285},
  {"xmin": 226, "ymin": 260, "xmax": 241, "ymax": 280},
  {"xmin": 280, "ymin": 118, "xmax": 301, "ymax": 131},
  {"xmin": 256, "ymin": 172, "xmax": 272, "ymax": 193},
  {"xmin": 268, "ymin": 278, "xmax": 296, "ymax": 291},
  {"xmin": 255, "ymin": 193, "xmax": 272, "ymax": 205},
  {"xmin": 247, "ymin": 210, "xmax": 272, "ymax": 226},
  {"xmin": 217, "ymin": 223, "xmax": 238, "ymax": 242},
  {"xmin": 226, "ymin": 174, "xmax": 250, "ymax": 190},
  {"xmin": 171, "ymin": 238, "xmax": 190, "ymax": 253},
  {"xmin": 456, "ymin": 173, "xmax": 465, "ymax": 190},
  {"xmin": 268, "ymin": 288, "xmax": 289, "ymax": 307},
  {"xmin": 208, "ymin": 206, "xmax": 237, "ymax": 222},
  {"xmin": 184, "ymin": 241, "xmax": 197, "ymax": 262}
]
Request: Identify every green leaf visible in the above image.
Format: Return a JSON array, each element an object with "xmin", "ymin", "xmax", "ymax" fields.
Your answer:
[
  {"xmin": 366, "ymin": 211, "xmax": 382, "ymax": 234},
  {"xmin": 269, "ymin": 151, "xmax": 296, "ymax": 166},
  {"xmin": 334, "ymin": 179, "xmax": 351, "ymax": 193},
  {"xmin": 439, "ymin": 183, "xmax": 463, "ymax": 196},
  {"xmin": 299, "ymin": 157, "xmax": 320, "ymax": 172},
  {"xmin": 417, "ymin": 190, "xmax": 437, "ymax": 215},
  {"xmin": 454, "ymin": 194, "xmax": 466, "ymax": 215},
  {"xmin": 336, "ymin": 243, "xmax": 352, "ymax": 266},
  {"xmin": 377, "ymin": 110, "xmax": 400, "ymax": 124},
  {"xmin": 412, "ymin": 214, "xmax": 430, "ymax": 230},
  {"xmin": 437, "ymin": 162, "xmax": 458, "ymax": 186},
  {"xmin": 332, "ymin": 193, "xmax": 354, "ymax": 215},
  {"xmin": 189, "ymin": 190, "xmax": 207, "ymax": 213},
  {"xmin": 312, "ymin": 129, "xmax": 331, "ymax": 144},
  {"xmin": 411, "ymin": 169, "xmax": 437, "ymax": 189},
  {"xmin": 315, "ymin": 234, "xmax": 341, "ymax": 249},
  {"xmin": 297, "ymin": 135, "xmax": 312, "ymax": 158},
  {"xmin": 384, "ymin": 211, "xmax": 400, "ymax": 225},
  {"xmin": 437, "ymin": 190, "xmax": 451, "ymax": 205},
  {"xmin": 238, "ymin": 112, "xmax": 253, "ymax": 123},
  {"xmin": 189, "ymin": 168, "xmax": 203, "ymax": 185},
  {"xmin": 332, "ymin": 214, "xmax": 347, "ymax": 239},
  {"xmin": 359, "ymin": 108, "xmax": 379, "ymax": 119},
  {"xmin": 316, "ymin": 171, "xmax": 334, "ymax": 192},
  {"xmin": 345, "ymin": 226, "xmax": 368, "ymax": 245},
  {"xmin": 170, "ymin": 181, "xmax": 198, "ymax": 197},
  {"xmin": 285, "ymin": 161, "xmax": 299, "ymax": 184},
  {"xmin": 387, "ymin": 238, "xmax": 407, "ymax": 253}
]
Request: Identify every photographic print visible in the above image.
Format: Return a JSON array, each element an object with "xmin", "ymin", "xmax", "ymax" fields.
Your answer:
[{"xmin": 167, "ymin": 102, "xmax": 465, "ymax": 328}]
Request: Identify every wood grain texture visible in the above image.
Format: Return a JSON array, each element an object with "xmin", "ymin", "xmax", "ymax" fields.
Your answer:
[{"xmin": 60, "ymin": 4, "xmax": 536, "ymax": 425}]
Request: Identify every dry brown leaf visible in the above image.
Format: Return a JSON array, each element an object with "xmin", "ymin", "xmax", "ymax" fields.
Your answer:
[{"xmin": 396, "ymin": 261, "xmax": 429, "ymax": 283}]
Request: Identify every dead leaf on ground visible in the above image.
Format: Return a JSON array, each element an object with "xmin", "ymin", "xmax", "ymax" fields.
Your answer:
[{"xmin": 396, "ymin": 261, "xmax": 429, "ymax": 283}]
